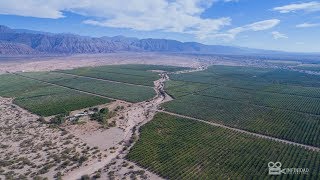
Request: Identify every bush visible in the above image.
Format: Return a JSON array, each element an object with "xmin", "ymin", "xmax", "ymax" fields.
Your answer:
[
  {"xmin": 99, "ymin": 108, "xmax": 108, "ymax": 114},
  {"xmin": 81, "ymin": 175, "xmax": 90, "ymax": 180},
  {"xmin": 78, "ymin": 156, "xmax": 88, "ymax": 165},
  {"xmin": 108, "ymin": 121, "xmax": 116, "ymax": 127},
  {"xmin": 50, "ymin": 114, "xmax": 66, "ymax": 125},
  {"xmin": 90, "ymin": 112, "xmax": 106, "ymax": 123},
  {"xmin": 55, "ymin": 172, "xmax": 63, "ymax": 180},
  {"xmin": 93, "ymin": 171, "xmax": 101, "ymax": 179}
]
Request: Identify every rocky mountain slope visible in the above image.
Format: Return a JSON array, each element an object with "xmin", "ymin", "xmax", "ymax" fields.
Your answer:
[{"xmin": 0, "ymin": 25, "xmax": 283, "ymax": 55}]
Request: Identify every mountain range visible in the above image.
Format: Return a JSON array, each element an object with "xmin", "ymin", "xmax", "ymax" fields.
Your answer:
[{"xmin": 0, "ymin": 25, "xmax": 298, "ymax": 55}]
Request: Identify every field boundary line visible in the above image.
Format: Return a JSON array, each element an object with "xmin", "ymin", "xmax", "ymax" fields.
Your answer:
[
  {"xmin": 171, "ymin": 79, "xmax": 320, "ymax": 99},
  {"xmin": 157, "ymin": 110, "xmax": 320, "ymax": 152},
  {"xmin": 193, "ymin": 93, "xmax": 320, "ymax": 117},
  {"xmin": 55, "ymin": 72, "xmax": 154, "ymax": 88},
  {"xmin": 10, "ymin": 72, "xmax": 120, "ymax": 101}
]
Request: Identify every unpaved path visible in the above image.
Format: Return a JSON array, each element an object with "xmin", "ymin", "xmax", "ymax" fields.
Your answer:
[
  {"xmin": 157, "ymin": 110, "xmax": 320, "ymax": 152},
  {"xmin": 10, "ymin": 63, "xmax": 317, "ymax": 179},
  {"xmin": 63, "ymin": 72, "xmax": 170, "ymax": 180},
  {"xmin": 64, "ymin": 64, "xmax": 320, "ymax": 179}
]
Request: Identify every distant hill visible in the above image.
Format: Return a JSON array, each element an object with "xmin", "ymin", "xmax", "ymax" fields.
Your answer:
[
  {"xmin": 0, "ymin": 25, "xmax": 304, "ymax": 55},
  {"xmin": 0, "ymin": 41, "xmax": 39, "ymax": 55}
]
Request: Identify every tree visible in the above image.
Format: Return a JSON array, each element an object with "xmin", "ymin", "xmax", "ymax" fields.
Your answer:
[{"xmin": 50, "ymin": 114, "xmax": 66, "ymax": 125}]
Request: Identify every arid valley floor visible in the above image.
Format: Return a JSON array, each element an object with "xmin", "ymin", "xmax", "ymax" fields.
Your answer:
[{"xmin": 1, "ymin": 53, "xmax": 320, "ymax": 179}]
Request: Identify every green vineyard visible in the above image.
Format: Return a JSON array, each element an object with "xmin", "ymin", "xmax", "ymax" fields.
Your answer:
[
  {"xmin": 19, "ymin": 71, "xmax": 156, "ymax": 102},
  {"xmin": 0, "ymin": 74, "xmax": 110, "ymax": 116},
  {"xmin": 163, "ymin": 65, "xmax": 320, "ymax": 147},
  {"xmin": 127, "ymin": 113, "xmax": 320, "ymax": 179},
  {"xmin": 59, "ymin": 64, "xmax": 190, "ymax": 86}
]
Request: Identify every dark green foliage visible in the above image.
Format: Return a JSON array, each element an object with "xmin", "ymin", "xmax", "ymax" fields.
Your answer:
[
  {"xmin": 163, "ymin": 65, "xmax": 320, "ymax": 147},
  {"xmin": 99, "ymin": 108, "xmax": 108, "ymax": 114},
  {"xmin": 90, "ymin": 107, "xmax": 110, "ymax": 127},
  {"xmin": 59, "ymin": 64, "xmax": 191, "ymax": 86},
  {"xmin": 20, "ymin": 72, "xmax": 155, "ymax": 102},
  {"xmin": 90, "ymin": 112, "xmax": 106, "ymax": 123},
  {"xmin": 49, "ymin": 114, "xmax": 66, "ymax": 125},
  {"xmin": 0, "ymin": 74, "xmax": 110, "ymax": 116},
  {"xmin": 127, "ymin": 113, "xmax": 320, "ymax": 179}
]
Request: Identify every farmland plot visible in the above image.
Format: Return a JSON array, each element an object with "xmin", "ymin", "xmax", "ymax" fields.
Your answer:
[
  {"xmin": 127, "ymin": 113, "xmax": 320, "ymax": 179},
  {"xmin": 163, "ymin": 65, "xmax": 320, "ymax": 147},
  {"xmin": 59, "ymin": 64, "xmax": 190, "ymax": 86},
  {"xmin": 19, "ymin": 72, "xmax": 156, "ymax": 102},
  {"xmin": 0, "ymin": 74, "xmax": 110, "ymax": 116}
]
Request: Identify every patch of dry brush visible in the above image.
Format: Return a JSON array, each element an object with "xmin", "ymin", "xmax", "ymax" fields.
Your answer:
[{"xmin": 0, "ymin": 97, "xmax": 104, "ymax": 179}]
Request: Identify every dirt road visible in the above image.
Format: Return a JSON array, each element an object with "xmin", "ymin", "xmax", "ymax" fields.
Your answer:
[
  {"xmin": 62, "ymin": 65, "xmax": 320, "ymax": 179},
  {"xmin": 63, "ymin": 72, "xmax": 170, "ymax": 180},
  {"xmin": 157, "ymin": 110, "xmax": 320, "ymax": 152}
]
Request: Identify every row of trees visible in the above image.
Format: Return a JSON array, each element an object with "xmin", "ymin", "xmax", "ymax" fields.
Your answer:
[{"xmin": 127, "ymin": 113, "xmax": 320, "ymax": 179}]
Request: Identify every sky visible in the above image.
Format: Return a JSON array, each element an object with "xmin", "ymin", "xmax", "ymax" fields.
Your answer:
[{"xmin": 0, "ymin": 0, "xmax": 319, "ymax": 52}]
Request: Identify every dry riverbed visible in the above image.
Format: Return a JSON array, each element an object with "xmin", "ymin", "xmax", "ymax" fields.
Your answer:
[{"xmin": 0, "ymin": 66, "xmax": 200, "ymax": 180}]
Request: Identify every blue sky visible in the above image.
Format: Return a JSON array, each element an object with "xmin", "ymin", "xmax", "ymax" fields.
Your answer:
[{"xmin": 0, "ymin": 0, "xmax": 319, "ymax": 52}]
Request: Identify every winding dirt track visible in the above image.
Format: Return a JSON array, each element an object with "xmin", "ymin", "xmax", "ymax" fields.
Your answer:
[
  {"xmin": 62, "ymin": 72, "xmax": 169, "ymax": 180},
  {"xmin": 13, "ymin": 68, "xmax": 320, "ymax": 153}
]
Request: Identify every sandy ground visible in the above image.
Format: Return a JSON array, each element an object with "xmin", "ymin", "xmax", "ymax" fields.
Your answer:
[
  {"xmin": 62, "ymin": 71, "xmax": 172, "ymax": 180},
  {"xmin": 0, "ymin": 54, "xmax": 210, "ymax": 180},
  {"xmin": 0, "ymin": 53, "xmax": 203, "ymax": 74},
  {"xmin": 0, "ymin": 97, "xmax": 108, "ymax": 180},
  {"xmin": 0, "ymin": 54, "xmax": 201, "ymax": 179},
  {"xmin": 95, "ymin": 73, "xmax": 173, "ymax": 180},
  {"xmin": 0, "ymin": 52, "xmax": 253, "ymax": 74},
  {"xmin": 0, "ymin": 62, "xmax": 202, "ymax": 180},
  {"xmin": 1, "ymin": 53, "xmax": 318, "ymax": 179}
]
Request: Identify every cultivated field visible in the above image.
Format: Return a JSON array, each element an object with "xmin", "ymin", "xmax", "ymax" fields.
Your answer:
[
  {"xmin": 0, "ymin": 74, "xmax": 110, "ymax": 116},
  {"xmin": 127, "ymin": 113, "xmax": 320, "ymax": 179},
  {"xmin": 59, "ymin": 64, "xmax": 190, "ymax": 86},
  {"xmin": 0, "ymin": 64, "xmax": 179, "ymax": 116},
  {"xmin": 163, "ymin": 65, "xmax": 320, "ymax": 147},
  {"xmin": 18, "ymin": 71, "xmax": 156, "ymax": 102},
  {"xmin": 2, "ymin": 62, "xmax": 320, "ymax": 179}
]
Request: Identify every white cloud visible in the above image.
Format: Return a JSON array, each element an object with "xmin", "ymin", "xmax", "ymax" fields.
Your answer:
[
  {"xmin": 273, "ymin": 1, "xmax": 320, "ymax": 13},
  {"xmin": 296, "ymin": 23, "xmax": 320, "ymax": 28},
  {"xmin": 0, "ymin": 0, "xmax": 233, "ymax": 39},
  {"xmin": 271, "ymin": 31, "xmax": 288, "ymax": 40},
  {"xmin": 228, "ymin": 19, "xmax": 280, "ymax": 34},
  {"xmin": 211, "ymin": 19, "xmax": 280, "ymax": 40}
]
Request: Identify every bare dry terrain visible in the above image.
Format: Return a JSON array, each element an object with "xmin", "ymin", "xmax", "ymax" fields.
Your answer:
[
  {"xmin": 0, "ymin": 97, "xmax": 109, "ymax": 180},
  {"xmin": 0, "ymin": 53, "xmax": 202, "ymax": 74},
  {"xmin": 0, "ymin": 55, "xmax": 189, "ymax": 180},
  {"xmin": 62, "ymin": 72, "xmax": 171, "ymax": 180},
  {"xmin": 3, "ymin": 54, "xmax": 305, "ymax": 179}
]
